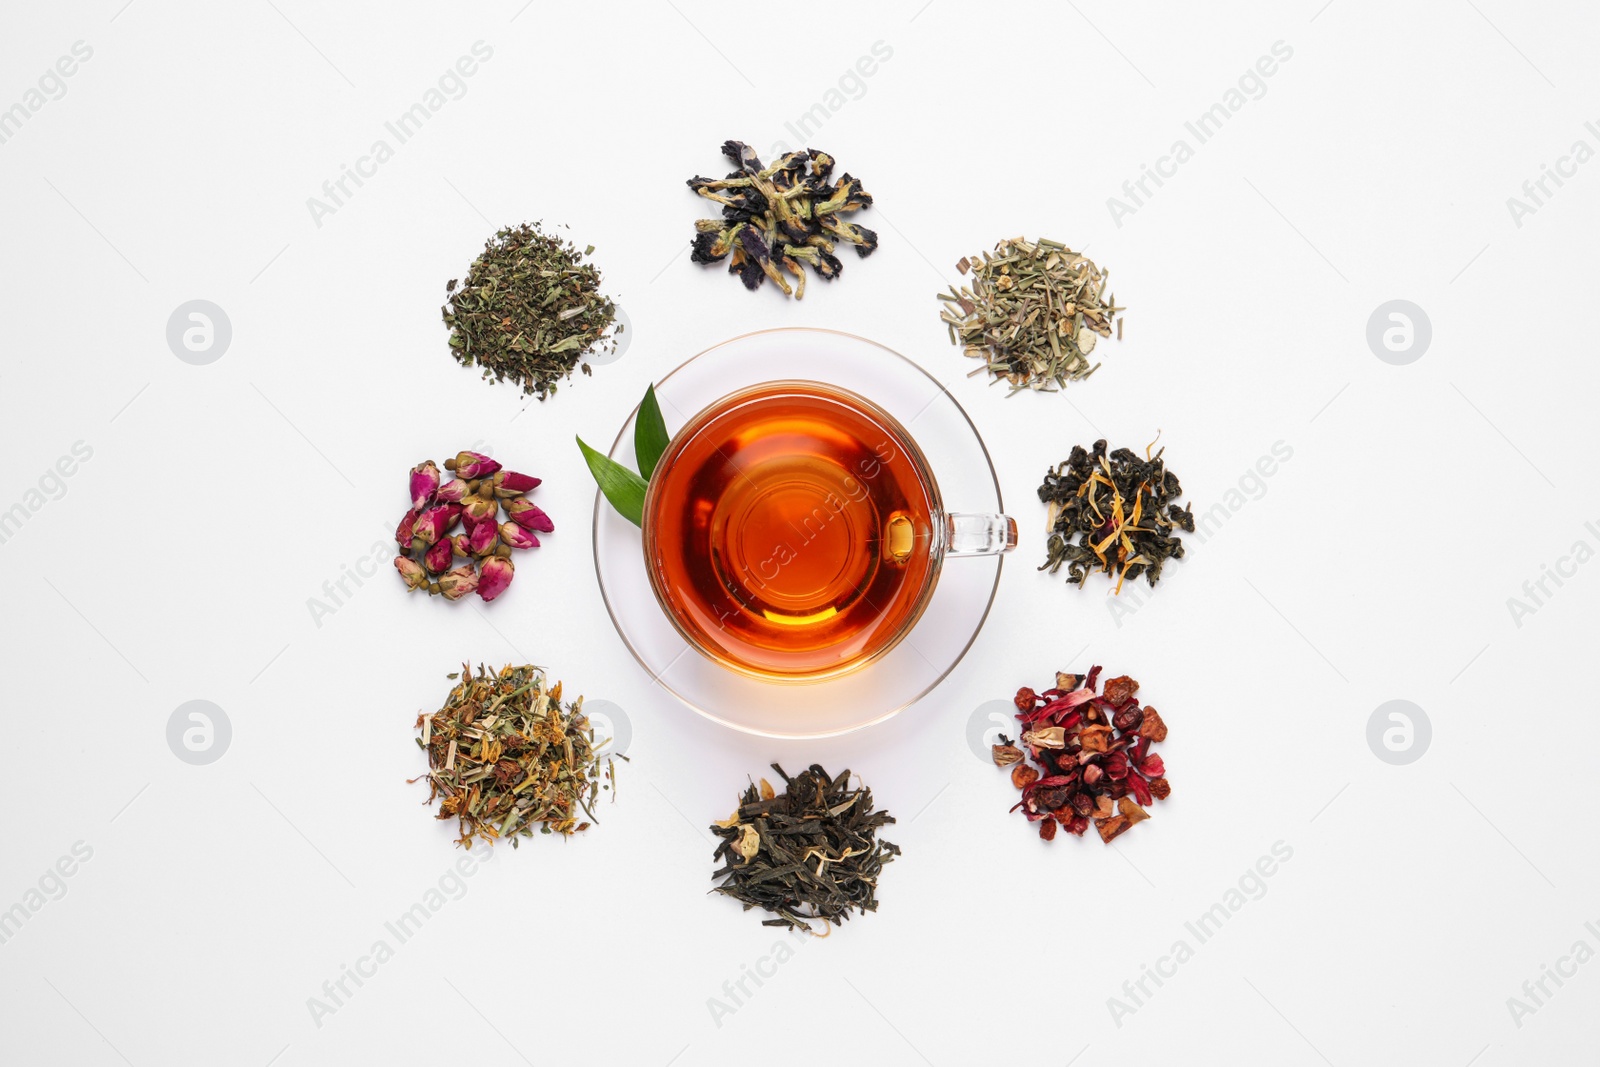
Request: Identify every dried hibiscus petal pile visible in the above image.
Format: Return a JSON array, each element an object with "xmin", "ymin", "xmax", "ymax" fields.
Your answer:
[
  {"xmin": 993, "ymin": 666, "xmax": 1171, "ymax": 843},
  {"xmin": 393, "ymin": 451, "xmax": 552, "ymax": 603}
]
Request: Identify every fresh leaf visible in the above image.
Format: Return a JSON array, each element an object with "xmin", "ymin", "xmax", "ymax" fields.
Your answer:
[
  {"xmin": 634, "ymin": 384, "xmax": 670, "ymax": 481},
  {"xmin": 577, "ymin": 436, "xmax": 647, "ymax": 527}
]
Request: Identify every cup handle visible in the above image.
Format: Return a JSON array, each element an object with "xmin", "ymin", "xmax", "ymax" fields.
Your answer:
[{"xmin": 945, "ymin": 513, "xmax": 1018, "ymax": 556}]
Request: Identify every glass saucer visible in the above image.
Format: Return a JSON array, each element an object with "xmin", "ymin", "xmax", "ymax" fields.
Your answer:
[{"xmin": 592, "ymin": 328, "xmax": 1005, "ymax": 739}]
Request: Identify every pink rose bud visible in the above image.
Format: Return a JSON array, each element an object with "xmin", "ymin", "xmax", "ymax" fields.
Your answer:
[
  {"xmin": 492, "ymin": 470, "xmax": 543, "ymax": 498},
  {"xmin": 478, "ymin": 556, "xmax": 514, "ymax": 602},
  {"xmin": 409, "ymin": 460, "xmax": 441, "ymax": 511},
  {"xmin": 409, "ymin": 511, "xmax": 443, "ymax": 551},
  {"xmin": 468, "ymin": 519, "xmax": 499, "ymax": 557},
  {"xmin": 438, "ymin": 564, "xmax": 479, "ymax": 601},
  {"xmin": 424, "ymin": 536, "xmax": 454, "ymax": 575},
  {"xmin": 451, "ymin": 534, "xmax": 471, "ymax": 557},
  {"xmin": 499, "ymin": 522, "xmax": 540, "ymax": 550},
  {"xmin": 394, "ymin": 555, "xmax": 428, "ymax": 590},
  {"xmin": 435, "ymin": 479, "xmax": 468, "ymax": 504},
  {"xmin": 504, "ymin": 497, "xmax": 555, "ymax": 533},
  {"xmin": 410, "ymin": 504, "xmax": 462, "ymax": 551},
  {"xmin": 396, "ymin": 508, "xmax": 420, "ymax": 550},
  {"xmin": 462, "ymin": 496, "xmax": 499, "ymax": 528},
  {"xmin": 446, "ymin": 451, "xmax": 501, "ymax": 479}
]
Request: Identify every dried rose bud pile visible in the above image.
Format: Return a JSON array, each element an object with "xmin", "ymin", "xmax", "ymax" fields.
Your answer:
[
  {"xmin": 392, "ymin": 451, "xmax": 552, "ymax": 603},
  {"xmin": 994, "ymin": 666, "xmax": 1171, "ymax": 843}
]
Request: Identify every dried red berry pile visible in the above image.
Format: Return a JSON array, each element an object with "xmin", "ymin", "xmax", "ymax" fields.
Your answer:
[
  {"xmin": 994, "ymin": 666, "xmax": 1171, "ymax": 843},
  {"xmin": 393, "ymin": 451, "xmax": 553, "ymax": 603}
]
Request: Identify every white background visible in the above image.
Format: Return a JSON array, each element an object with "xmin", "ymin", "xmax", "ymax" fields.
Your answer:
[{"xmin": 1, "ymin": 1, "xmax": 1595, "ymax": 1064}]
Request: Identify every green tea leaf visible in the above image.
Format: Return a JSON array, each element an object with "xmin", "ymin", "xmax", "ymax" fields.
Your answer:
[
  {"xmin": 577, "ymin": 436, "xmax": 646, "ymax": 527},
  {"xmin": 634, "ymin": 384, "xmax": 670, "ymax": 481}
]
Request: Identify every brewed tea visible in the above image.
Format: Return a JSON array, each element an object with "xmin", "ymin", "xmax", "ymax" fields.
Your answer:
[{"xmin": 644, "ymin": 381, "xmax": 939, "ymax": 678}]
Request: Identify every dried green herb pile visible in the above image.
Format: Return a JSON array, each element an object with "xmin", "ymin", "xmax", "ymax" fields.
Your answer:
[
  {"xmin": 412, "ymin": 664, "xmax": 617, "ymax": 848},
  {"xmin": 1039, "ymin": 439, "xmax": 1193, "ymax": 593},
  {"xmin": 443, "ymin": 222, "xmax": 619, "ymax": 399},
  {"xmin": 710, "ymin": 764, "xmax": 900, "ymax": 932},
  {"xmin": 686, "ymin": 140, "xmax": 877, "ymax": 299},
  {"xmin": 939, "ymin": 237, "xmax": 1123, "ymax": 394}
]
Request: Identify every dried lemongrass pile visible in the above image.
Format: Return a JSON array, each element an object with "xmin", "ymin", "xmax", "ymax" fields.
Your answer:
[
  {"xmin": 938, "ymin": 237, "xmax": 1124, "ymax": 395},
  {"xmin": 412, "ymin": 663, "xmax": 617, "ymax": 848}
]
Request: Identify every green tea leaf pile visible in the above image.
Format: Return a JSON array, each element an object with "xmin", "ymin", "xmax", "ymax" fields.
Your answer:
[{"xmin": 443, "ymin": 222, "xmax": 619, "ymax": 399}]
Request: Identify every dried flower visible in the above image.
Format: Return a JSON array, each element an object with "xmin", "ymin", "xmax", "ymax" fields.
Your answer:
[
  {"xmin": 394, "ymin": 556, "xmax": 428, "ymax": 591},
  {"xmin": 686, "ymin": 141, "xmax": 877, "ymax": 300},
  {"xmin": 409, "ymin": 460, "xmax": 441, "ymax": 511},
  {"xmin": 446, "ymin": 451, "xmax": 501, "ymax": 479},
  {"xmin": 412, "ymin": 663, "xmax": 614, "ymax": 846},
  {"xmin": 478, "ymin": 555, "xmax": 514, "ymax": 602},
  {"xmin": 395, "ymin": 454, "xmax": 550, "ymax": 605},
  {"xmin": 468, "ymin": 519, "xmax": 498, "ymax": 557},
  {"xmin": 499, "ymin": 521, "xmax": 540, "ymax": 550},
  {"xmin": 503, "ymin": 497, "xmax": 554, "ymax": 532},
  {"xmin": 424, "ymin": 536, "xmax": 454, "ymax": 575},
  {"xmin": 437, "ymin": 564, "xmax": 478, "ymax": 601},
  {"xmin": 461, "ymin": 496, "xmax": 499, "ymax": 528},
  {"xmin": 1039, "ymin": 440, "xmax": 1191, "ymax": 593},
  {"xmin": 492, "ymin": 470, "xmax": 542, "ymax": 498},
  {"xmin": 396, "ymin": 508, "xmax": 420, "ymax": 550},
  {"xmin": 996, "ymin": 666, "xmax": 1172, "ymax": 845},
  {"xmin": 991, "ymin": 741, "xmax": 1024, "ymax": 767}
]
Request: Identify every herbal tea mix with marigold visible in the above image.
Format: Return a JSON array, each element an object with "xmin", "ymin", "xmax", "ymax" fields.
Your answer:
[{"xmin": 412, "ymin": 664, "xmax": 618, "ymax": 847}]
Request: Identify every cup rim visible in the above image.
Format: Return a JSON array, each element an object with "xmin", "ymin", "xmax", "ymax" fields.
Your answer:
[{"xmin": 640, "ymin": 378, "xmax": 947, "ymax": 684}]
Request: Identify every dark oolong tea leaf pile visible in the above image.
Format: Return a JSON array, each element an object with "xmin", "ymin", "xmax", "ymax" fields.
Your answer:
[
  {"xmin": 711, "ymin": 764, "xmax": 900, "ymax": 932},
  {"xmin": 443, "ymin": 221, "xmax": 619, "ymax": 400}
]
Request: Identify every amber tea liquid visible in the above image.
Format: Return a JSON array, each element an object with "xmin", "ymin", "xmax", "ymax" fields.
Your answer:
[{"xmin": 644, "ymin": 382, "xmax": 940, "ymax": 679}]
